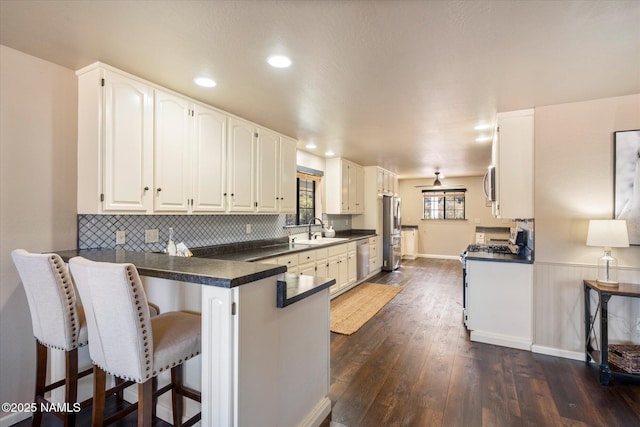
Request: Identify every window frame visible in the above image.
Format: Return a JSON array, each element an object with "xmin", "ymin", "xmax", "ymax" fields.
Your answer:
[{"xmin": 421, "ymin": 188, "xmax": 467, "ymax": 220}]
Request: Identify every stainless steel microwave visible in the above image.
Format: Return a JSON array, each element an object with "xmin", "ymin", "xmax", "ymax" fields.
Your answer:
[{"xmin": 483, "ymin": 165, "xmax": 496, "ymax": 202}]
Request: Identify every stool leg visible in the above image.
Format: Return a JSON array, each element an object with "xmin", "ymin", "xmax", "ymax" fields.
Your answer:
[
  {"xmin": 63, "ymin": 348, "xmax": 79, "ymax": 427},
  {"xmin": 138, "ymin": 379, "xmax": 153, "ymax": 427},
  {"xmin": 32, "ymin": 342, "xmax": 47, "ymax": 427},
  {"xmin": 171, "ymin": 365, "xmax": 183, "ymax": 426},
  {"xmin": 92, "ymin": 366, "xmax": 106, "ymax": 427}
]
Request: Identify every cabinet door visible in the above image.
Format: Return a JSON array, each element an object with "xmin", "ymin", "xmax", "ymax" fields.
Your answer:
[
  {"xmin": 279, "ymin": 136, "xmax": 297, "ymax": 213},
  {"xmin": 316, "ymin": 258, "xmax": 328, "ymax": 278},
  {"xmin": 348, "ymin": 163, "xmax": 358, "ymax": 212},
  {"xmin": 102, "ymin": 70, "xmax": 154, "ymax": 212},
  {"xmin": 495, "ymin": 109, "xmax": 534, "ymax": 219},
  {"xmin": 355, "ymin": 165, "xmax": 364, "ymax": 213},
  {"xmin": 327, "ymin": 256, "xmax": 340, "ymax": 294},
  {"xmin": 227, "ymin": 118, "xmax": 256, "ymax": 212},
  {"xmin": 298, "ymin": 262, "xmax": 316, "ymax": 277},
  {"xmin": 347, "ymin": 250, "xmax": 357, "ymax": 286},
  {"xmin": 338, "ymin": 253, "xmax": 349, "ymax": 289},
  {"xmin": 192, "ymin": 105, "xmax": 227, "ymax": 212},
  {"xmin": 341, "ymin": 161, "xmax": 350, "ymax": 213},
  {"xmin": 154, "ymin": 91, "xmax": 191, "ymax": 212},
  {"xmin": 256, "ymin": 128, "xmax": 279, "ymax": 212}
]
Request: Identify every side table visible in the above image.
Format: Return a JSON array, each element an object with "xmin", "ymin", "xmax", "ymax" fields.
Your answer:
[{"xmin": 584, "ymin": 279, "xmax": 640, "ymax": 385}]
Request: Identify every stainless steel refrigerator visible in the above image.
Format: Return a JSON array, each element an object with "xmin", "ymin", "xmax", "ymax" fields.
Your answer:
[{"xmin": 382, "ymin": 195, "xmax": 401, "ymax": 271}]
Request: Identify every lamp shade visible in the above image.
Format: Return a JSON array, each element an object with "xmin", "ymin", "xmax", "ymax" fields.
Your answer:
[{"xmin": 586, "ymin": 220, "xmax": 630, "ymax": 248}]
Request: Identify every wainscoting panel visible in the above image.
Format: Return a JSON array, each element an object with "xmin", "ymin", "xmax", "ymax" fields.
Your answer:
[{"xmin": 534, "ymin": 262, "xmax": 640, "ymax": 357}]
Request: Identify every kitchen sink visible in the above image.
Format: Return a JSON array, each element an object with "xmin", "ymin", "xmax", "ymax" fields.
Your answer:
[{"xmin": 293, "ymin": 237, "xmax": 348, "ymax": 246}]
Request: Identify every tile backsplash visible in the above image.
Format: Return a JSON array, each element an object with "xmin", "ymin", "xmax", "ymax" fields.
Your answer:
[{"xmin": 78, "ymin": 214, "xmax": 293, "ymax": 252}]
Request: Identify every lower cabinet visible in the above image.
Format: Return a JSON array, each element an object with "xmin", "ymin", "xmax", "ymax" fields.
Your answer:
[
  {"xmin": 369, "ymin": 237, "xmax": 379, "ymax": 271},
  {"xmin": 466, "ymin": 259, "xmax": 533, "ymax": 350},
  {"xmin": 261, "ymin": 243, "xmax": 363, "ymax": 297}
]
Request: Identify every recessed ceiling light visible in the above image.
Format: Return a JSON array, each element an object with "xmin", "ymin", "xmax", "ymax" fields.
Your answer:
[
  {"xmin": 194, "ymin": 77, "xmax": 216, "ymax": 88},
  {"xmin": 325, "ymin": 150, "xmax": 335, "ymax": 157},
  {"xmin": 476, "ymin": 136, "xmax": 492, "ymax": 143},
  {"xmin": 306, "ymin": 142, "xmax": 317, "ymax": 149},
  {"xmin": 474, "ymin": 123, "xmax": 493, "ymax": 131},
  {"xmin": 267, "ymin": 55, "xmax": 292, "ymax": 68}
]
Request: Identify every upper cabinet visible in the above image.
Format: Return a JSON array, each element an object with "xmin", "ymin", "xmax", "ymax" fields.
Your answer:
[
  {"xmin": 227, "ymin": 117, "xmax": 256, "ymax": 212},
  {"xmin": 78, "ymin": 67, "xmax": 154, "ymax": 214},
  {"xmin": 325, "ymin": 158, "xmax": 365, "ymax": 214},
  {"xmin": 278, "ymin": 136, "xmax": 297, "ymax": 214},
  {"xmin": 76, "ymin": 63, "xmax": 296, "ymax": 215},
  {"xmin": 376, "ymin": 167, "xmax": 397, "ymax": 196},
  {"xmin": 493, "ymin": 109, "xmax": 534, "ymax": 219},
  {"xmin": 153, "ymin": 90, "xmax": 192, "ymax": 212}
]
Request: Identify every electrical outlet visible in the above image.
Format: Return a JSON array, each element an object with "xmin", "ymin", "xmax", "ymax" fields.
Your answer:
[
  {"xmin": 116, "ymin": 230, "xmax": 126, "ymax": 245},
  {"xmin": 145, "ymin": 229, "xmax": 159, "ymax": 243},
  {"xmin": 245, "ymin": 224, "xmax": 252, "ymax": 234}
]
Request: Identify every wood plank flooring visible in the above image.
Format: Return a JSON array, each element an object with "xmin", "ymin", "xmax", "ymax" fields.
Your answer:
[{"xmin": 322, "ymin": 258, "xmax": 640, "ymax": 427}]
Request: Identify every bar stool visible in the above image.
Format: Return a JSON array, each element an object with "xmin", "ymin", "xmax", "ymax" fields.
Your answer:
[
  {"xmin": 11, "ymin": 249, "xmax": 93, "ymax": 426},
  {"xmin": 68, "ymin": 256, "xmax": 201, "ymax": 427},
  {"xmin": 11, "ymin": 249, "xmax": 160, "ymax": 427}
]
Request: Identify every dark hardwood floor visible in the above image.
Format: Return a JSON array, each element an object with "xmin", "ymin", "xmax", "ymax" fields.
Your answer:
[{"xmin": 322, "ymin": 258, "xmax": 640, "ymax": 427}]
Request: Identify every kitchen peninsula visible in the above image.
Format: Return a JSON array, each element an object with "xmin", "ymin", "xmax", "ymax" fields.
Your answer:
[{"xmin": 56, "ymin": 249, "xmax": 334, "ymax": 427}]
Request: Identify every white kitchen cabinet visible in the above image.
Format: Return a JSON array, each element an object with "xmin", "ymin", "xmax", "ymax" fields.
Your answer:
[
  {"xmin": 191, "ymin": 104, "xmax": 227, "ymax": 212},
  {"xmin": 347, "ymin": 242, "xmax": 357, "ymax": 287},
  {"xmin": 466, "ymin": 259, "xmax": 533, "ymax": 350},
  {"xmin": 153, "ymin": 90, "xmax": 191, "ymax": 212},
  {"xmin": 325, "ymin": 158, "xmax": 364, "ymax": 214},
  {"xmin": 493, "ymin": 109, "xmax": 534, "ymax": 219},
  {"xmin": 256, "ymin": 127, "xmax": 279, "ymax": 213},
  {"xmin": 401, "ymin": 228, "xmax": 417, "ymax": 259},
  {"xmin": 278, "ymin": 136, "xmax": 297, "ymax": 213},
  {"xmin": 78, "ymin": 62, "xmax": 298, "ymax": 216},
  {"xmin": 315, "ymin": 248, "xmax": 329, "ymax": 278},
  {"xmin": 77, "ymin": 66, "xmax": 154, "ymax": 214},
  {"xmin": 256, "ymin": 130, "xmax": 297, "ymax": 213},
  {"xmin": 227, "ymin": 117, "xmax": 256, "ymax": 212},
  {"xmin": 154, "ymin": 92, "xmax": 228, "ymax": 214},
  {"xmin": 369, "ymin": 236, "xmax": 379, "ymax": 272},
  {"xmin": 376, "ymin": 167, "xmax": 397, "ymax": 196}
]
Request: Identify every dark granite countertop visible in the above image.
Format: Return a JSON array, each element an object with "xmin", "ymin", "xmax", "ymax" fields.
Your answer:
[
  {"xmin": 465, "ymin": 248, "xmax": 534, "ymax": 264},
  {"xmin": 401, "ymin": 225, "xmax": 419, "ymax": 230},
  {"xmin": 193, "ymin": 229, "xmax": 377, "ymax": 262},
  {"xmin": 276, "ymin": 274, "xmax": 336, "ymax": 308},
  {"xmin": 56, "ymin": 248, "xmax": 286, "ymax": 288}
]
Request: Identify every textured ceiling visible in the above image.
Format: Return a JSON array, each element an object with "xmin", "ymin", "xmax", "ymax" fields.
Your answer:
[{"xmin": 1, "ymin": 0, "xmax": 639, "ymax": 178}]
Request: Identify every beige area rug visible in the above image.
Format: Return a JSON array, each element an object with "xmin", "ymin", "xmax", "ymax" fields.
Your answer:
[{"xmin": 330, "ymin": 282, "xmax": 402, "ymax": 335}]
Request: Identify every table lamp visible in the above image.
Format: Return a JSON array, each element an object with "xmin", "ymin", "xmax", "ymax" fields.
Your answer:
[{"xmin": 586, "ymin": 219, "xmax": 629, "ymax": 286}]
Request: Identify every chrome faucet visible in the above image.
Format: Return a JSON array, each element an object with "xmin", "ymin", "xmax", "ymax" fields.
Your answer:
[{"xmin": 307, "ymin": 217, "xmax": 324, "ymax": 240}]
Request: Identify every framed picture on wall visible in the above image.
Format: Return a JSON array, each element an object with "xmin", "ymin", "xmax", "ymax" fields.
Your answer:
[{"xmin": 614, "ymin": 129, "xmax": 640, "ymax": 245}]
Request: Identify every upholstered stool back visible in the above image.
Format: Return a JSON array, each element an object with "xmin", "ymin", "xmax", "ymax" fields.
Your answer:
[
  {"xmin": 11, "ymin": 249, "xmax": 87, "ymax": 351},
  {"xmin": 68, "ymin": 256, "xmax": 154, "ymax": 382}
]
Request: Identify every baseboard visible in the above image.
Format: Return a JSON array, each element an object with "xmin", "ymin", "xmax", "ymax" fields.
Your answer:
[
  {"xmin": 417, "ymin": 253, "xmax": 461, "ymax": 260},
  {"xmin": 298, "ymin": 396, "xmax": 331, "ymax": 427},
  {"xmin": 0, "ymin": 411, "xmax": 30, "ymax": 427},
  {"xmin": 531, "ymin": 345, "xmax": 585, "ymax": 361},
  {"xmin": 470, "ymin": 330, "xmax": 532, "ymax": 351}
]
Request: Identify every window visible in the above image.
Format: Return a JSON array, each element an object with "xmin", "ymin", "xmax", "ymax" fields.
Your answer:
[
  {"xmin": 297, "ymin": 177, "xmax": 316, "ymax": 225},
  {"xmin": 285, "ymin": 170, "xmax": 322, "ymax": 226},
  {"xmin": 422, "ymin": 189, "xmax": 466, "ymax": 220}
]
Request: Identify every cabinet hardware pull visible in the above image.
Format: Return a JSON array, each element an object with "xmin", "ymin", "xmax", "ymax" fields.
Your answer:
[
  {"xmin": 144, "ymin": 187, "xmax": 149, "ymax": 191},
  {"xmin": 156, "ymin": 188, "xmax": 162, "ymax": 192}
]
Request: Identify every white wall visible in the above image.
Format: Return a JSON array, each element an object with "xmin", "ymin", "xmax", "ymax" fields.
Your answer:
[
  {"xmin": 398, "ymin": 176, "xmax": 512, "ymax": 258},
  {"xmin": 0, "ymin": 45, "xmax": 77, "ymax": 425},
  {"xmin": 533, "ymin": 94, "xmax": 640, "ymax": 358}
]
